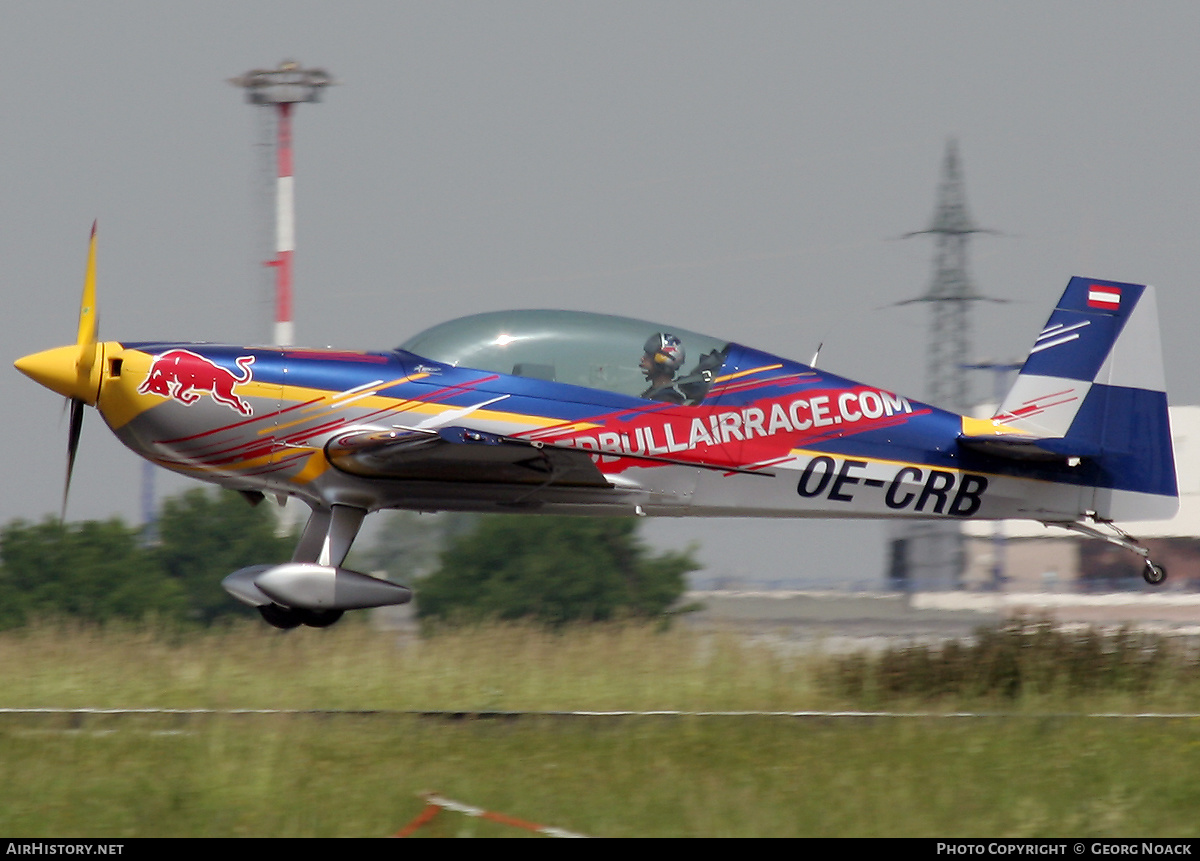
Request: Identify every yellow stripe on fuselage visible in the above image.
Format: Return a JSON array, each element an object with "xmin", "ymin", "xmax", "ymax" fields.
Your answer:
[
  {"xmin": 266, "ymin": 375, "xmax": 427, "ymax": 435},
  {"xmin": 270, "ymin": 380, "xmax": 597, "ymax": 436},
  {"xmin": 712, "ymin": 363, "xmax": 784, "ymax": 384},
  {"xmin": 960, "ymin": 415, "xmax": 1035, "ymax": 439}
]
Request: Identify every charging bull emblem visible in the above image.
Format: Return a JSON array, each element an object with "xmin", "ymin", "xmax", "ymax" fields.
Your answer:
[{"xmin": 138, "ymin": 350, "xmax": 255, "ymax": 416}]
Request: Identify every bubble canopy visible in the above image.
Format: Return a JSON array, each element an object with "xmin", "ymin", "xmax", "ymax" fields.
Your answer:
[{"xmin": 396, "ymin": 310, "xmax": 730, "ymax": 402}]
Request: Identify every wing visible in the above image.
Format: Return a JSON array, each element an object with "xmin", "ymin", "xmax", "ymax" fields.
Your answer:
[
  {"xmin": 325, "ymin": 426, "xmax": 612, "ymax": 487},
  {"xmin": 325, "ymin": 424, "xmax": 776, "ymax": 487}
]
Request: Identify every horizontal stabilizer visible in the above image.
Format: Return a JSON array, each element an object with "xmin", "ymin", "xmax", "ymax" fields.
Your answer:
[{"xmin": 957, "ymin": 432, "xmax": 1097, "ymax": 462}]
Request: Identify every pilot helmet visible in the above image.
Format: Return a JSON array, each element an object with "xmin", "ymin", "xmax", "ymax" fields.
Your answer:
[{"xmin": 643, "ymin": 333, "xmax": 685, "ymax": 374}]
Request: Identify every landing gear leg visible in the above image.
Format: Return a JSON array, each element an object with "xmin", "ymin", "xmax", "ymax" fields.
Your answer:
[
  {"xmin": 1051, "ymin": 519, "xmax": 1167, "ymax": 587},
  {"xmin": 293, "ymin": 503, "xmax": 367, "ymax": 567}
]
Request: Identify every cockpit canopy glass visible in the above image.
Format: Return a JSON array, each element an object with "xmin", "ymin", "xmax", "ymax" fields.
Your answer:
[{"xmin": 397, "ymin": 310, "xmax": 730, "ymax": 404}]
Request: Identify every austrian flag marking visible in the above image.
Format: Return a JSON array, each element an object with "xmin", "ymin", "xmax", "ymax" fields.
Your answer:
[{"xmin": 1087, "ymin": 285, "xmax": 1122, "ymax": 310}]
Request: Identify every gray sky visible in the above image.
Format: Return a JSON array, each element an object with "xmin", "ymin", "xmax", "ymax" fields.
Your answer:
[{"xmin": 3, "ymin": 2, "xmax": 1199, "ymax": 588}]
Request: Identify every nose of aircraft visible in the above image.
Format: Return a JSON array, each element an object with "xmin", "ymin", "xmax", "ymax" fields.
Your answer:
[{"xmin": 14, "ymin": 343, "xmax": 104, "ymax": 405}]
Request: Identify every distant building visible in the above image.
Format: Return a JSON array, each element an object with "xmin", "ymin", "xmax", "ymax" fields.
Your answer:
[{"xmin": 961, "ymin": 405, "xmax": 1200, "ymax": 591}]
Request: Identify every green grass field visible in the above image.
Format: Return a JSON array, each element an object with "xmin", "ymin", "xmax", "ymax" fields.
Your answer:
[{"xmin": 0, "ymin": 619, "xmax": 1198, "ymax": 837}]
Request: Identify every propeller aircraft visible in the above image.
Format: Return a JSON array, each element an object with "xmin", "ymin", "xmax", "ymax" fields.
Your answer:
[{"xmin": 15, "ymin": 227, "xmax": 1178, "ymax": 628}]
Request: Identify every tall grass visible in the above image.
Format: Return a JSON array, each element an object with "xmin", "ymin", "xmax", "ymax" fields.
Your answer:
[
  {"xmin": 820, "ymin": 617, "xmax": 1200, "ymax": 711},
  {"xmin": 0, "ymin": 616, "xmax": 1197, "ymax": 712},
  {"xmin": 1, "ymin": 619, "xmax": 1199, "ymax": 836},
  {"xmin": 0, "ymin": 617, "xmax": 819, "ymax": 712}
]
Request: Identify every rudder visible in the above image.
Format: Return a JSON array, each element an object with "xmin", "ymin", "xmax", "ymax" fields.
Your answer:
[{"xmin": 993, "ymin": 277, "xmax": 1176, "ymax": 521}]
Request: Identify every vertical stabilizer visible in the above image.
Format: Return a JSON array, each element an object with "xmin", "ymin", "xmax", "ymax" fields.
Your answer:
[{"xmin": 993, "ymin": 277, "xmax": 1176, "ymax": 520}]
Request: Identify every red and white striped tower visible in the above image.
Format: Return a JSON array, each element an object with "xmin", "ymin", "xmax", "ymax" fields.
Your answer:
[
  {"xmin": 231, "ymin": 61, "xmax": 332, "ymax": 346},
  {"xmin": 272, "ymin": 100, "xmax": 296, "ymax": 346}
]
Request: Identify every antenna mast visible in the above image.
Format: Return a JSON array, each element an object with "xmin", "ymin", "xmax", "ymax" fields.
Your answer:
[{"xmin": 230, "ymin": 60, "xmax": 333, "ymax": 346}]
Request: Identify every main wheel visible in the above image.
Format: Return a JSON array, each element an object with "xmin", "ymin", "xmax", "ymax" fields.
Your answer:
[
  {"xmin": 299, "ymin": 609, "xmax": 344, "ymax": 628},
  {"xmin": 1143, "ymin": 561, "xmax": 1167, "ymax": 585},
  {"xmin": 259, "ymin": 603, "xmax": 304, "ymax": 629}
]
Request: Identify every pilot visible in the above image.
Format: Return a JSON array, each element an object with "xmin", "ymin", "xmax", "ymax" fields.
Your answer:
[{"xmin": 640, "ymin": 333, "xmax": 686, "ymax": 404}]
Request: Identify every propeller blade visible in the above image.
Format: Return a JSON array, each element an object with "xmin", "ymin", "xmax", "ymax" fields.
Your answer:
[
  {"xmin": 76, "ymin": 222, "xmax": 98, "ymax": 377},
  {"xmin": 62, "ymin": 397, "xmax": 84, "ymax": 520},
  {"xmin": 64, "ymin": 223, "xmax": 100, "ymax": 519}
]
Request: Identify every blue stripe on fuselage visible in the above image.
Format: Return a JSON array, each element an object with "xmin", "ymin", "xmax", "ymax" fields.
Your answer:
[
  {"xmin": 1016, "ymin": 278, "xmax": 1143, "ymax": 383},
  {"xmin": 807, "ymin": 385, "xmax": 1175, "ymax": 498}
]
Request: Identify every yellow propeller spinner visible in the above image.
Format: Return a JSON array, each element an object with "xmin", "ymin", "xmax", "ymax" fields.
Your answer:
[{"xmin": 14, "ymin": 222, "xmax": 104, "ymax": 405}]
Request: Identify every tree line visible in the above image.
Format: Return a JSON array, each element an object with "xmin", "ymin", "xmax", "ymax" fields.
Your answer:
[{"xmin": 0, "ymin": 489, "xmax": 695, "ymax": 629}]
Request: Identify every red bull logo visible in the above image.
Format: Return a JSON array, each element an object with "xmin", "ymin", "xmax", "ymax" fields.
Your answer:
[{"xmin": 137, "ymin": 350, "xmax": 255, "ymax": 416}]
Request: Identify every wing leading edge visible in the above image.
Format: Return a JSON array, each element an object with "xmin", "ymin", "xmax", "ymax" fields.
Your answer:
[
  {"xmin": 325, "ymin": 426, "xmax": 612, "ymax": 487},
  {"xmin": 324, "ymin": 424, "xmax": 776, "ymax": 487}
]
